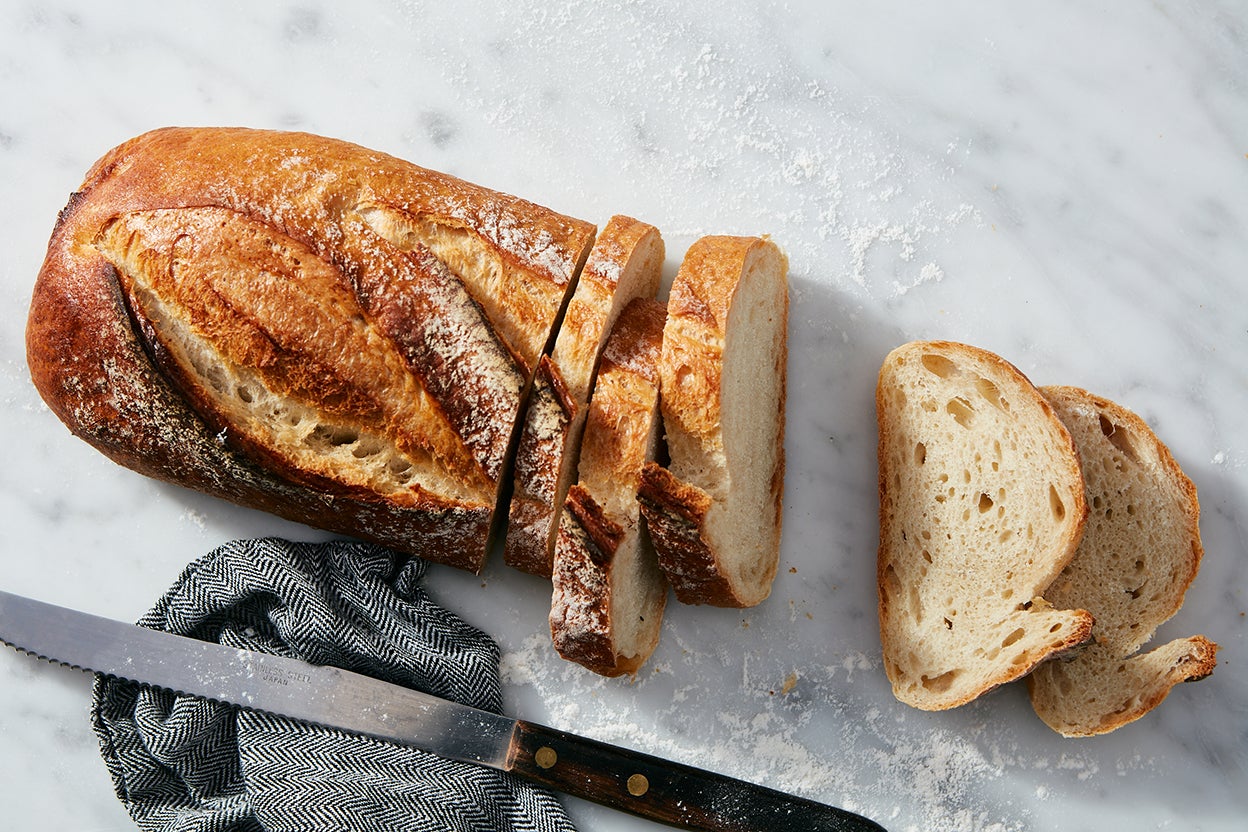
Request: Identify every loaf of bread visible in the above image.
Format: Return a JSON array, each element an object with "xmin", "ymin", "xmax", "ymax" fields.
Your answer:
[
  {"xmin": 25, "ymin": 127, "xmax": 595, "ymax": 572},
  {"xmin": 549, "ymin": 298, "xmax": 669, "ymax": 676},
  {"xmin": 638, "ymin": 236, "xmax": 788, "ymax": 607},
  {"xmin": 876, "ymin": 341, "xmax": 1094, "ymax": 710},
  {"xmin": 506, "ymin": 216, "xmax": 664, "ymax": 577},
  {"xmin": 1027, "ymin": 386, "xmax": 1218, "ymax": 736}
]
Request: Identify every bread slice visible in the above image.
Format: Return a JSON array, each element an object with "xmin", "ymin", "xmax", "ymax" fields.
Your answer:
[
  {"xmin": 1027, "ymin": 386, "xmax": 1218, "ymax": 736},
  {"xmin": 550, "ymin": 298, "xmax": 668, "ymax": 676},
  {"xmin": 876, "ymin": 341, "xmax": 1094, "ymax": 710},
  {"xmin": 25, "ymin": 127, "xmax": 595, "ymax": 572},
  {"xmin": 506, "ymin": 216, "xmax": 664, "ymax": 577},
  {"xmin": 637, "ymin": 236, "xmax": 788, "ymax": 608}
]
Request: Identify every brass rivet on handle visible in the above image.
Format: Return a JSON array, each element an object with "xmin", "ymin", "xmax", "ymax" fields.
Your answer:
[
  {"xmin": 627, "ymin": 773, "xmax": 649, "ymax": 796},
  {"xmin": 535, "ymin": 746, "xmax": 558, "ymax": 769}
]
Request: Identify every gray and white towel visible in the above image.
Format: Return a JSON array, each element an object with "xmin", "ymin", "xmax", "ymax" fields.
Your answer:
[{"xmin": 91, "ymin": 537, "xmax": 576, "ymax": 832}]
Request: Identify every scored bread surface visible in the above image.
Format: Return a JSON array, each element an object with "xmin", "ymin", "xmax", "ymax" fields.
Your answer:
[
  {"xmin": 550, "ymin": 298, "xmax": 669, "ymax": 676},
  {"xmin": 638, "ymin": 236, "xmax": 788, "ymax": 608},
  {"xmin": 25, "ymin": 127, "xmax": 595, "ymax": 571},
  {"xmin": 876, "ymin": 341, "xmax": 1094, "ymax": 710},
  {"xmin": 1027, "ymin": 386, "xmax": 1217, "ymax": 736},
  {"xmin": 506, "ymin": 216, "xmax": 664, "ymax": 577}
]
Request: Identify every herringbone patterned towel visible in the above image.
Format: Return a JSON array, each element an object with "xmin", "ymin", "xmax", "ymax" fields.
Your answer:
[{"xmin": 91, "ymin": 537, "xmax": 577, "ymax": 832}]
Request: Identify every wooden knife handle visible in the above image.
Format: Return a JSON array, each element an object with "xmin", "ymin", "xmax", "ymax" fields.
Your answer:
[{"xmin": 507, "ymin": 720, "xmax": 886, "ymax": 831}]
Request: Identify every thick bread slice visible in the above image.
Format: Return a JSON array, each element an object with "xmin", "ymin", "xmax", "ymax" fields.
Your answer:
[
  {"xmin": 638, "ymin": 236, "xmax": 788, "ymax": 607},
  {"xmin": 876, "ymin": 341, "xmax": 1094, "ymax": 710},
  {"xmin": 506, "ymin": 216, "xmax": 664, "ymax": 577},
  {"xmin": 25, "ymin": 127, "xmax": 595, "ymax": 572},
  {"xmin": 550, "ymin": 298, "xmax": 669, "ymax": 676},
  {"xmin": 1027, "ymin": 386, "xmax": 1218, "ymax": 736}
]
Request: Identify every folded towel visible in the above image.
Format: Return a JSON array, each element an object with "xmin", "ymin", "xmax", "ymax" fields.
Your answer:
[{"xmin": 91, "ymin": 537, "xmax": 576, "ymax": 832}]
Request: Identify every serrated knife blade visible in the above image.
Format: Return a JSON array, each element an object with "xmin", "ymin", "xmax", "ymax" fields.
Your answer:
[{"xmin": 0, "ymin": 589, "xmax": 885, "ymax": 831}]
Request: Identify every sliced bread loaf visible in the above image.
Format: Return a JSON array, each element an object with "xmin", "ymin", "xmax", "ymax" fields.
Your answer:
[
  {"xmin": 550, "ymin": 298, "xmax": 669, "ymax": 676},
  {"xmin": 506, "ymin": 216, "xmax": 664, "ymax": 577},
  {"xmin": 876, "ymin": 341, "xmax": 1094, "ymax": 710},
  {"xmin": 26, "ymin": 128, "xmax": 596, "ymax": 572},
  {"xmin": 1027, "ymin": 386, "xmax": 1218, "ymax": 736},
  {"xmin": 638, "ymin": 236, "xmax": 788, "ymax": 608}
]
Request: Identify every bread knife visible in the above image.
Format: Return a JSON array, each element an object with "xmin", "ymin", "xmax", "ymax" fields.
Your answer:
[{"xmin": 0, "ymin": 590, "xmax": 885, "ymax": 831}]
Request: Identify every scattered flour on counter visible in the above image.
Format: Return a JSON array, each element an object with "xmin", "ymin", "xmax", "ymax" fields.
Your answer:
[
  {"xmin": 422, "ymin": 0, "xmax": 984, "ymax": 301},
  {"xmin": 500, "ymin": 634, "xmax": 1047, "ymax": 832}
]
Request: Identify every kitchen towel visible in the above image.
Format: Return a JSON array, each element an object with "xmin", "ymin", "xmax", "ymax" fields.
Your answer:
[{"xmin": 91, "ymin": 536, "xmax": 577, "ymax": 832}]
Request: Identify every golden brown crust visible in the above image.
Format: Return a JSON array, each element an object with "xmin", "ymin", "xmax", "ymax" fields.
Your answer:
[
  {"xmin": 640, "ymin": 236, "xmax": 788, "ymax": 608},
  {"xmin": 550, "ymin": 298, "xmax": 668, "ymax": 676},
  {"xmin": 637, "ymin": 462, "xmax": 726, "ymax": 603},
  {"xmin": 26, "ymin": 128, "xmax": 595, "ymax": 571},
  {"xmin": 505, "ymin": 216, "xmax": 663, "ymax": 577}
]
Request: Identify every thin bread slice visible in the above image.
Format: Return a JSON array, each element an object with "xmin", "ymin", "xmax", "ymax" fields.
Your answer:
[
  {"xmin": 506, "ymin": 216, "xmax": 664, "ymax": 577},
  {"xmin": 638, "ymin": 236, "xmax": 788, "ymax": 608},
  {"xmin": 1027, "ymin": 386, "xmax": 1218, "ymax": 736},
  {"xmin": 550, "ymin": 298, "xmax": 669, "ymax": 676},
  {"xmin": 876, "ymin": 341, "xmax": 1094, "ymax": 710}
]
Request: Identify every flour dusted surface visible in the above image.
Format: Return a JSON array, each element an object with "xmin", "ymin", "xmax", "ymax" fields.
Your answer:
[{"xmin": 498, "ymin": 626, "xmax": 1134, "ymax": 832}]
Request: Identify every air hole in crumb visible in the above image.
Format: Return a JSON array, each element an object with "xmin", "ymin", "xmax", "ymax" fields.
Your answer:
[
  {"xmin": 946, "ymin": 397, "xmax": 975, "ymax": 428},
  {"xmin": 236, "ymin": 385, "xmax": 255, "ymax": 403},
  {"xmin": 920, "ymin": 669, "xmax": 959, "ymax": 692},
  {"xmin": 978, "ymin": 493, "xmax": 994, "ymax": 513},
  {"xmin": 914, "ymin": 442, "xmax": 927, "ymax": 465},
  {"xmin": 329, "ymin": 428, "xmax": 359, "ymax": 446},
  {"xmin": 1001, "ymin": 628, "xmax": 1026, "ymax": 648},
  {"xmin": 943, "ymin": 617, "xmax": 953, "ymax": 630},
  {"xmin": 881, "ymin": 564, "xmax": 900, "ymax": 602},
  {"xmin": 974, "ymin": 377, "xmax": 1004, "ymax": 410},
  {"xmin": 1099, "ymin": 414, "xmax": 1140, "ymax": 463},
  {"xmin": 1048, "ymin": 485, "xmax": 1066, "ymax": 521},
  {"xmin": 1049, "ymin": 622, "xmax": 1063, "ymax": 633},
  {"xmin": 352, "ymin": 439, "xmax": 383, "ymax": 458},
  {"xmin": 921, "ymin": 353, "xmax": 959, "ymax": 379}
]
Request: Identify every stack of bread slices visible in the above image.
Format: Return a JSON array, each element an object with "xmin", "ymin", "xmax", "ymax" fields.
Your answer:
[
  {"xmin": 25, "ymin": 127, "xmax": 789, "ymax": 677},
  {"xmin": 876, "ymin": 340, "xmax": 1218, "ymax": 735}
]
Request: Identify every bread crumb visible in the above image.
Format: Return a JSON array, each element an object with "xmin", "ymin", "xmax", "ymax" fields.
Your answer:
[{"xmin": 780, "ymin": 671, "xmax": 798, "ymax": 695}]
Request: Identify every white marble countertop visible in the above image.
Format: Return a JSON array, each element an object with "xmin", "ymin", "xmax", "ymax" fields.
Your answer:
[{"xmin": 1, "ymin": 2, "xmax": 1245, "ymax": 830}]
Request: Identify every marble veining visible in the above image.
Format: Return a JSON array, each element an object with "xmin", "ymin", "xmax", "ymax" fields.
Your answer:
[{"xmin": 1, "ymin": 2, "xmax": 1245, "ymax": 830}]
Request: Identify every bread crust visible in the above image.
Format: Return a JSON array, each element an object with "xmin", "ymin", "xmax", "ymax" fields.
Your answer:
[
  {"xmin": 1028, "ymin": 386, "xmax": 1218, "ymax": 735},
  {"xmin": 26, "ymin": 127, "xmax": 595, "ymax": 571},
  {"xmin": 550, "ymin": 299, "xmax": 668, "ymax": 676},
  {"xmin": 876, "ymin": 341, "xmax": 1094, "ymax": 709},
  {"xmin": 506, "ymin": 216, "xmax": 663, "ymax": 576},
  {"xmin": 638, "ymin": 236, "xmax": 788, "ymax": 607}
]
